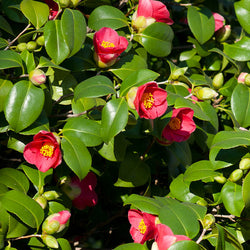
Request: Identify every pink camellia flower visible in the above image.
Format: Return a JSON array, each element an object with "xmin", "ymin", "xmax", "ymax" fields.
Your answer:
[
  {"xmin": 42, "ymin": 210, "xmax": 71, "ymax": 234},
  {"xmin": 132, "ymin": 0, "xmax": 173, "ymax": 32},
  {"xmin": 152, "ymin": 223, "xmax": 191, "ymax": 250},
  {"xmin": 93, "ymin": 27, "xmax": 129, "ymax": 68},
  {"xmin": 161, "ymin": 107, "xmax": 196, "ymax": 143},
  {"xmin": 238, "ymin": 72, "xmax": 248, "ymax": 84},
  {"xmin": 23, "ymin": 130, "xmax": 62, "ymax": 172},
  {"xmin": 133, "ymin": 82, "xmax": 168, "ymax": 119},
  {"xmin": 213, "ymin": 12, "xmax": 225, "ymax": 32},
  {"xmin": 128, "ymin": 209, "xmax": 157, "ymax": 244},
  {"xmin": 63, "ymin": 172, "xmax": 98, "ymax": 210},
  {"xmin": 44, "ymin": 0, "xmax": 59, "ymax": 20}
]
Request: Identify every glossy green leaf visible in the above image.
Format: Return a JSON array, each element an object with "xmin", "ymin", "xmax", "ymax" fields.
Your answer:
[
  {"xmin": 62, "ymin": 116, "xmax": 102, "ymax": 147},
  {"xmin": 4, "ymin": 80, "xmax": 45, "ymax": 132},
  {"xmin": 44, "ymin": 20, "xmax": 70, "ymax": 65},
  {"xmin": 74, "ymin": 75, "xmax": 115, "ymax": 100},
  {"xmin": 1, "ymin": 190, "xmax": 44, "ymax": 229},
  {"xmin": 120, "ymin": 69, "xmax": 160, "ymax": 96},
  {"xmin": 101, "ymin": 98, "xmax": 128, "ymax": 143},
  {"xmin": 20, "ymin": 0, "xmax": 49, "ymax": 29},
  {"xmin": 61, "ymin": 9, "xmax": 87, "ymax": 57},
  {"xmin": 224, "ymin": 37, "xmax": 250, "ymax": 61},
  {"xmin": 114, "ymin": 243, "xmax": 148, "ymax": 250},
  {"xmin": 242, "ymin": 171, "xmax": 250, "ymax": 209},
  {"xmin": 221, "ymin": 181, "xmax": 244, "ymax": 217},
  {"xmin": 0, "ymin": 50, "xmax": 23, "ymax": 70},
  {"xmin": 0, "ymin": 78, "xmax": 13, "ymax": 112},
  {"xmin": 57, "ymin": 238, "xmax": 72, "ymax": 250},
  {"xmin": 169, "ymin": 240, "xmax": 201, "ymax": 250},
  {"xmin": 20, "ymin": 50, "xmax": 36, "ymax": 73},
  {"xmin": 88, "ymin": 5, "xmax": 128, "ymax": 30},
  {"xmin": 0, "ymin": 15, "xmax": 14, "ymax": 35},
  {"xmin": 7, "ymin": 136, "xmax": 25, "ymax": 153},
  {"xmin": 0, "ymin": 38, "xmax": 8, "ymax": 49},
  {"xmin": 140, "ymin": 22, "xmax": 174, "ymax": 57},
  {"xmin": 61, "ymin": 135, "xmax": 92, "ymax": 180},
  {"xmin": 234, "ymin": 0, "xmax": 250, "ymax": 34},
  {"xmin": 231, "ymin": 83, "xmax": 250, "ymax": 128},
  {"xmin": 38, "ymin": 56, "xmax": 70, "ymax": 71},
  {"xmin": 187, "ymin": 6, "xmax": 215, "ymax": 44}
]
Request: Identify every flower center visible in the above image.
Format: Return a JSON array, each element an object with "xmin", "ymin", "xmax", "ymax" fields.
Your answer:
[
  {"xmin": 40, "ymin": 144, "xmax": 54, "ymax": 157},
  {"xmin": 138, "ymin": 219, "xmax": 147, "ymax": 234},
  {"xmin": 168, "ymin": 117, "xmax": 181, "ymax": 130},
  {"xmin": 142, "ymin": 92, "xmax": 154, "ymax": 109},
  {"xmin": 101, "ymin": 41, "xmax": 115, "ymax": 48}
]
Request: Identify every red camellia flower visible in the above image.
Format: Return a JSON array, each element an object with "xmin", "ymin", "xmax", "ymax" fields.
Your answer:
[
  {"xmin": 93, "ymin": 27, "xmax": 129, "ymax": 68},
  {"xmin": 133, "ymin": 82, "xmax": 168, "ymax": 119},
  {"xmin": 44, "ymin": 0, "xmax": 59, "ymax": 20},
  {"xmin": 63, "ymin": 172, "xmax": 98, "ymax": 210},
  {"xmin": 213, "ymin": 12, "xmax": 225, "ymax": 32},
  {"xmin": 152, "ymin": 224, "xmax": 191, "ymax": 250},
  {"xmin": 23, "ymin": 130, "xmax": 62, "ymax": 172},
  {"xmin": 128, "ymin": 209, "xmax": 157, "ymax": 244},
  {"xmin": 161, "ymin": 107, "xmax": 196, "ymax": 143}
]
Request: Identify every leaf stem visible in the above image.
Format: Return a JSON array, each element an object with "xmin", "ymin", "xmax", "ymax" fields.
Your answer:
[
  {"xmin": 11, "ymin": 234, "xmax": 42, "ymax": 241},
  {"xmin": 196, "ymin": 228, "xmax": 207, "ymax": 244}
]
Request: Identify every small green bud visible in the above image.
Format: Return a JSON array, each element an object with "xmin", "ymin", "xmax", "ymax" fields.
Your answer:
[
  {"xmin": 34, "ymin": 195, "xmax": 47, "ymax": 209},
  {"xmin": 216, "ymin": 25, "xmax": 231, "ymax": 42},
  {"xmin": 70, "ymin": 0, "xmax": 81, "ymax": 7},
  {"xmin": 126, "ymin": 87, "xmax": 138, "ymax": 110},
  {"xmin": 171, "ymin": 67, "xmax": 188, "ymax": 81},
  {"xmin": 16, "ymin": 42, "xmax": 27, "ymax": 52},
  {"xmin": 41, "ymin": 234, "xmax": 59, "ymax": 249},
  {"xmin": 196, "ymin": 198, "xmax": 208, "ymax": 207},
  {"xmin": 214, "ymin": 175, "xmax": 227, "ymax": 184},
  {"xmin": 195, "ymin": 87, "xmax": 218, "ymax": 100},
  {"xmin": 59, "ymin": 0, "xmax": 71, "ymax": 8},
  {"xmin": 43, "ymin": 191, "xmax": 60, "ymax": 201},
  {"xmin": 239, "ymin": 158, "xmax": 250, "ymax": 170},
  {"xmin": 212, "ymin": 72, "xmax": 224, "ymax": 89},
  {"xmin": 229, "ymin": 169, "xmax": 243, "ymax": 182},
  {"xmin": 245, "ymin": 74, "xmax": 250, "ymax": 87},
  {"xmin": 202, "ymin": 214, "xmax": 215, "ymax": 230},
  {"xmin": 36, "ymin": 36, "xmax": 45, "ymax": 46},
  {"xmin": 26, "ymin": 41, "xmax": 37, "ymax": 51},
  {"xmin": 29, "ymin": 69, "xmax": 46, "ymax": 85},
  {"xmin": 42, "ymin": 219, "xmax": 60, "ymax": 235}
]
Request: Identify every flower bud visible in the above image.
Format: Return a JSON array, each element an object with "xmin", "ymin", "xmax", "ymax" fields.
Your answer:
[
  {"xmin": 59, "ymin": 0, "xmax": 71, "ymax": 8},
  {"xmin": 229, "ymin": 169, "xmax": 243, "ymax": 182},
  {"xmin": 42, "ymin": 191, "xmax": 60, "ymax": 201},
  {"xmin": 239, "ymin": 158, "xmax": 250, "ymax": 170},
  {"xmin": 41, "ymin": 234, "xmax": 59, "ymax": 249},
  {"xmin": 29, "ymin": 69, "xmax": 46, "ymax": 85},
  {"xmin": 36, "ymin": 36, "xmax": 45, "ymax": 46},
  {"xmin": 171, "ymin": 67, "xmax": 188, "ymax": 81},
  {"xmin": 245, "ymin": 74, "xmax": 250, "ymax": 87},
  {"xmin": 126, "ymin": 87, "xmax": 138, "ymax": 109},
  {"xmin": 16, "ymin": 43, "xmax": 27, "ymax": 52},
  {"xmin": 196, "ymin": 198, "xmax": 208, "ymax": 207},
  {"xmin": 195, "ymin": 87, "xmax": 218, "ymax": 100},
  {"xmin": 34, "ymin": 195, "xmax": 47, "ymax": 209},
  {"xmin": 212, "ymin": 72, "xmax": 224, "ymax": 89},
  {"xmin": 237, "ymin": 72, "xmax": 248, "ymax": 84},
  {"xmin": 93, "ymin": 51, "xmax": 117, "ymax": 68},
  {"xmin": 214, "ymin": 175, "xmax": 227, "ymax": 184},
  {"xmin": 26, "ymin": 41, "xmax": 37, "ymax": 51},
  {"xmin": 70, "ymin": 0, "xmax": 81, "ymax": 7},
  {"xmin": 202, "ymin": 214, "xmax": 215, "ymax": 230},
  {"xmin": 42, "ymin": 210, "xmax": 71, "ymax": 234},
  {"xmin": 216, "ymin": 25, "xmax": 231, "ymax": 42}
]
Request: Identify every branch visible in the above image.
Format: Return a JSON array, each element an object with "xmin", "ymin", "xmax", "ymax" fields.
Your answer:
[
  {"xmin": 196, "ymin": 228, "xmax": 207, "ymax": 244},
  {"xmin": 11, "ymin": 234, "xmax": 42, "ymax": 241}
]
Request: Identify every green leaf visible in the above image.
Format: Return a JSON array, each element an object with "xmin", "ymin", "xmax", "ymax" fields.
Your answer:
[
  {"xmin": 234, "ymin": 0, "xmax": 250, "ymax": 34},
  {"xmin": 38, "ymin": 56, "xmax": 70, "ymax": 71},
  {"xmin": 101, "ymin": 98, "xmax": 128, "ymax": 143},
  {"xmin": 1, "ymin": 190, "xmax": 44, "ymax": 229},
  {"xmin": 0, "ymin": 50, "xmax": 23, "ymax": 70},
  {"xmin": 221, "ymin": 181, "xmax": 244, "ymax": 217},
  {"xmin": 0, "ymin": 38, "xmax": 8, "ymax": 49},
  {"xmin": 44, "ymin": 20, "xmax": 70, "ymax": 65},
  {"xmin": 114, "ymin": 243, "xmax": 148, "ymax": 250},
  {"xmin": 4, "ymin": 80, "xmax": 45, "ymax": 132},
  {"xmin": 224, "ymin": 36, "xmax": 250, "ymax": 61},
  {"xmin": 62, "ymin": 116, "xmax": 103, "ymax": 147},
  {"xmin": 0, "ymin": 78, "xmax": 13, "ymax": 112},
  {"xmin": 187, "ymin": 6, "xmax": 215, "ymax": 44},
  {"xmin": 20, "ymin": 0, "xmax": 49, "ymax": 29},
  {"xmin": 120, "ymin": 69, "xmax": 160, "ymax": 96},
  {"xmin": 61, "ymin": 9, "xmax": 87, "ymax": 57},
  {"xmin": 88, "ymin": 5, "xmax": 128, "ymax": 30},
  {"xmin": 20, "ymin": 50, "xmax": 36, "ymax": 73},
  {"xmin": 243, "ymin": 171, "xmax": 250, "ymax": 209},
  {"xmin": 74, "ymin": 75, "xmax": 115, "ymax": 100},
  {"xmin": 140, "ymin": 22, "xmax": 174, "ymax": 57},
  {"xmin": 0, "ymin": 15, "xmax": 14, "ymax": 35},
  {"xmin": 231, "ymin": 83, "xmax": 250, "ymax": 128},
  {"xmin": 61, "ymin": 135, "xmax": 92, "ymax": 180},
  {"xmin": 169, "ymin": 241, "xmax": 201, "ymax": 250},
  {"xmin": 57, "ymin": 238, "xmax": 72, "ymax": 250}
]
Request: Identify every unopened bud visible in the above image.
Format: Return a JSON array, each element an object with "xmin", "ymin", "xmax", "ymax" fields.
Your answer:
[
  {"xmin": 29, "ymin": 69, "xmax": 46, "ymax": 85},
  {"xmin": 245, "ymin": 74, "xmax": 250, "ymax": 87},
  {"xmin": 16, "ymin": 43, "xmax": 27, "ymax": 52},
  {"xmin": 229, "ymin": 169, "xmax": 243, "ymax": 182},
  {"xmin": 126, "ymin": 87, "xmax": 138, "ymax": 109},
  {"xmin": 43, "ymin": 191, "xmax": 60, "ymax": 201},
  {"xmin": 216, "ymin": 25, "xmax": 231, "ymax": 42},
  {"xmin": 196, "ymin": 198, "xmax": 208, "ymax": 207},
  {"xmin": 212, "ymin": 73, "xmax": 224, "ymax": 89},
  {"xmin": 70, "ymin": 0, "xmax": 81, "ymax": 8},
  {"xmin": 59, "ymin": 0, "xmax": 71, "ymax": 8},
  {"xmin": 195, "ymin": 87, "xmax": 218, "ymax": 100},
  {"xmin": 26, "ymin": 41, "xmax": 37, "ymax": 51},
  {"xmin": 171, "ymin": 67, "xmax": 188, "ymax": 81},
  {"xmin": 36, "ymin": 36, "xmax": 45, "ymax": 46},
  {"xmin": 41, "ymin": 234, "xmax": 59, "ymax": 249},
  {"xmin": 239, "ymin": 158, "xmax": 250, "ymax": 170},
  {"xmin": 214, "ymin": 175, "xmax": 227, "ymax": 184},
  {"xmin": 237, "ymin": 72, "xmax": 248, "ymax": 84},
  {"xmin": 34, "ymin": 195, "xmax": 47, "ymax": 209},
  {"xmin": 202, "ymin": 214, "xmax": 215, "ymax": 230}
]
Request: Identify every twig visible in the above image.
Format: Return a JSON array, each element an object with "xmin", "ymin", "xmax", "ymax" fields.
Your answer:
[
  {"xmin": 214, "ymin": 214, "xmax": 236, "ymax": 222},
  {"xmin": 196, "ymin": 228, "xmax": 207, "ymax": 244},
  {"xmin": 11, "ymin": 234, "xmax": 42, "ymax": 241}
]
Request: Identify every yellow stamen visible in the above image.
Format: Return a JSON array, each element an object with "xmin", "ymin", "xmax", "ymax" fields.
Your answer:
[
  {"xmin": 40, "ymin": 144, "xmax": 54, "ymax": 157},
  {"xmin": 142, "ymin": 92, "xmax": 154, "ymax": 109},
  {"xmin": 138, "ymin": 219, "xmax": 147, "ymax": 234},
  {"xmin": 168, "ymin": 117, "xmax": 181, "ymax": 130},
  {"xmin": 101, "ymin": 41, "xmax": 115, "ymax": 48}
]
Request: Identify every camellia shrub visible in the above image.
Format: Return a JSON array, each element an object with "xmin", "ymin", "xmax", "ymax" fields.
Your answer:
[{"xmin": 1, "ymin": 0, "xmax": 250, "ymax": 249}]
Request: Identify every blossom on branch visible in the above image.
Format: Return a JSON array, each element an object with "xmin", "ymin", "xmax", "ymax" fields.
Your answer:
[{"xmin": 213, "ymin": 12, "xmax": 225, "ymax": 32}]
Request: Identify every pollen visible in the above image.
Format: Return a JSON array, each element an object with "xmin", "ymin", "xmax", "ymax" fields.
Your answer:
[
  {"xmin": 168, "ymin": 117, "xmax": 181, "ymax": 130},
  {"xmin": 40, "ymin": 144, "xmax": 54, "ymax": 157},
  {"xmin": 101, "ymin": 40, "xmax": 115, "ymax": 48},
  {"xmin": 142, "ymin": 92, "xmax": 154, "ymax": 109},
  {"xmin": 138, "ymin": 219, "xmax": 147, "ymax": 234}
]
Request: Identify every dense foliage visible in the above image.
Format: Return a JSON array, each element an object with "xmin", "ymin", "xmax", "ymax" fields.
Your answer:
[{"xmin": 0, "ymin": 0, "xmax": 250, "ymax": 249}]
